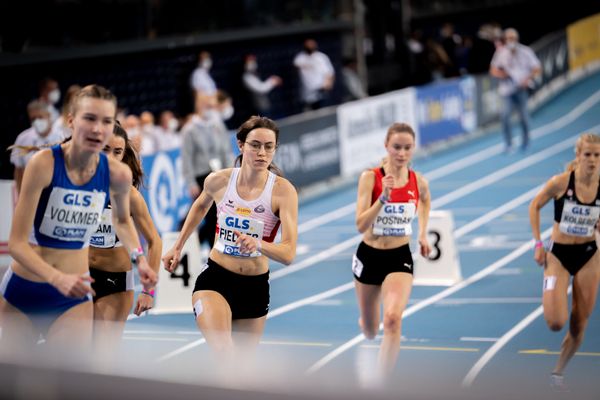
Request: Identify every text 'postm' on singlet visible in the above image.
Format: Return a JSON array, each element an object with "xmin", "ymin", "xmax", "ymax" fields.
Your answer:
[
  {"xmin": 214, "ymin": 168, "xmax": 281, "ymax": 257},
  {"xmin": 371, "ymin": 167, "xmax": 419, "ymax": 237},
  {"xmin": 30, "ymin": 145, "xmax": 110, "ymax": 249},
  {"xmin": 554, "ymin": 171, "xmax": 600, "ymax": 238}
]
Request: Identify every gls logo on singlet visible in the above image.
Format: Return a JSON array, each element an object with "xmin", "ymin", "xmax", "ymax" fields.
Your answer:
[
  {"xmin": 571, "ymin": 206, "xmax": 591, "ymax": 216},
  {"xmin": 40, "ymin": 187, "xmax": 106, "ymax": 241},
  {"xmin": 63, "ymin": 193, "xmax": 92, "ymax": 207}
]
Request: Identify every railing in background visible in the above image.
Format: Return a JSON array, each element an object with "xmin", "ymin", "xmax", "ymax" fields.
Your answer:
[{"xmin": 133, "ymin": 13, "xmax": 600, "ymax": 234}]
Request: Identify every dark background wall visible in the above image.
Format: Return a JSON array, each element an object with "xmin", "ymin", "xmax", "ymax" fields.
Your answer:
[{"xmin": 0, "ymin": 0, "xmax": 598, "ymax": 179}]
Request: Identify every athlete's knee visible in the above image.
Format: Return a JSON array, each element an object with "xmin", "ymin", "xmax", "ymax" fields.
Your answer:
[
  {"xmin": 545, "ymin": 315, "xmax": 566, "ymax": 332},
  {"xmin": 383, "ymin": 311, "xmax": 402, "ymax": 334}
]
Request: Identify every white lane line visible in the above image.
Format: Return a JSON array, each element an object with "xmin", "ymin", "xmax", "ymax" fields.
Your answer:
[
  {"xmin": 273, "ymin": 137, "xmax": 573, "ymax": 281},
  {"xmin": 305, "ymin": 228, "xmax": 553, "ymax": 375},
  {"xmin": 430, "ymin": 136, "xmax": 575, "ymax": 207},
  {"xmin": 155, "ymin": 282, "xmax": 355, "ymax": 363},
  {"xmin": 123, "ymin": 336, "xmax": 189, "ymax": 342},
  {"xmin": 155, "ymin": 338, "xmax": 207, "ymax": 363},
  {"xmin": 435, "ymin": 297, "xmax": 540, "ymax": 305},
  {"xmin": 267, "ymin": 282, "xmax": 355, "ymax": 318},
  {"xmin": 294, "ymin": 88, "xmax": 600, "ymax": 233},
  {"xmin": 271, "ymin": 236, "xmax": 362, "ymax": 280},
  {"xmin": 298, "ymin": 203, "xmax": 357, "ymax": 234},
  {"xmin": 155, "ymin": 182, "xmax": 551, "ymax": 362},
  {"xmin": 453, "ymin": 185, "xmax": 543, "ymax": 238},
  {"xmin": 461, "ymin": 286, "xmax": 572, "ymax": 388},
  {"xmin": 124, "ymin": 330, "xmax": 200, "ymax": 335}
]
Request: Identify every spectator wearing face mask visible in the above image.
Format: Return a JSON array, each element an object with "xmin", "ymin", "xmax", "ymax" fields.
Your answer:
[
  {"xmin": 139, "ymin": 111, "xmax": 159, "ymax": 156},
  {"xmin": 37, "ymin": 77, "xmax": 61, "ymax": 123},
  {"xmin": 190, "ymin": 51, "xmax": 217, "ymax": 107},
  {"xmin": 216, "ymin": 89, "xmax": 235, "ymax": 129},
  {"xmin": 242, "ymin": 53, "xmax": 282, "ymax": 117},
  {"xmin": 490, "ymin": 27, "xmax": 541, "ymax": 153},
  {"xmin": 155, "ymin": 110, "xmax": 182, "ymax": 151},
  {"xmin": 181, "ymin": 93, "xmax": 233, "ymax": 250},
  {"xmin": 293, "ymin": 38, "xmax": 335, "ymax": 111},
  {"xmin": 9, "ymin": 100, "xmax": 66, "ymax": 195}
]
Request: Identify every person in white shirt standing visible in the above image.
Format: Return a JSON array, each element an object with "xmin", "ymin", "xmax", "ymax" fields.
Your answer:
[
  {"xmin": 10, "ymin": 100, "xmax": 66, "ymax": 196},
  {"xmin": 293, "ymin": 39, "xmax": 335, "ymax": 111},
  {"xmin": 242, "ymin": 53, "xmax": 282, "ymax": 117},
  {"xmin": 490, "ymin": 28, "xmax": 541, "ymax": 153},
  {"xmin": 191, "ymin": 51, "xmax": 217, "ymax": 98}
]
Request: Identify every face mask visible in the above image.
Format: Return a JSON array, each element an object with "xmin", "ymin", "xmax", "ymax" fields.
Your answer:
[
  {"xmin": 304, "ymin": 46, "xmax": 315, "ymax": 54},
  {"xmin": 202, "ymin": 109, "xmax": 218, "ymax": 121},
  {"xmin": 220, "ymin": 105, "xmax": 234, "ymax": 121},
  {"xmin": 32, "ymin": 118, "xmax": 49, "ymax": 134},
  {"xmin": 48, "ymin": 89, "xmax": 61, "ymax": 104},
  {"xmin": 245, "ymin": 61, "xmax": 257, "ymax": 72},
  {"xmin": 201, "ymin": 58, "xmax": 212, "ymax": 70},
  {"xmin": 168, "ymin": 119, "xmax": 179, "ymax": 131},
  {"xmin": 506, "ymin": 41, "xmax": 517, "ymax": 51}
]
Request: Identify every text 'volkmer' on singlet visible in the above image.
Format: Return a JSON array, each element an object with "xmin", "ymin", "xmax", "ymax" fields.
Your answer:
[{"xmin": 31, "ymin": 145, "xmax": 110, "ymax": 249}]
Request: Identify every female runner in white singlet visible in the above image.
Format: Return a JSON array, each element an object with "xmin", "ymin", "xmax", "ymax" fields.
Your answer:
[{"xmin": 162, "ymin": 115, "xmax": 297, "ymax": 363}]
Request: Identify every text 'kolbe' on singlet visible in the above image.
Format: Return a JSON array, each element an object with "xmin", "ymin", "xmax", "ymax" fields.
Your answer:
[
  {"xmin": 371, "ymin": 167, "xmax": 419, "ymax": 237},
  {"xmin": 89, "ymin": 204, "xmax": 123, "ymax": 249},
  {"xmin": 214, "ymin": 168, "xmax": 281, "ymax": 257},
  {"xmin": 30, "ymin": 145, "xmax": 110, "ymax": 249},
  {"xmin": 554, "ymin": 171, "xmax": 600, "ymax": 237}
]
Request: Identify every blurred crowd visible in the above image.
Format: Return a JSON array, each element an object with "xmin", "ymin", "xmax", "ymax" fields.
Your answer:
[{"xmin": 9, "ymin": 20, "xmax": 522, "ymax": 187}]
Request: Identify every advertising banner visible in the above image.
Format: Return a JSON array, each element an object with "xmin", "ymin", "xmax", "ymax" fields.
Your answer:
[
  {"xmin": 567, "ymin": 13, "xmax": 600, "ymax": 70},
  {"xmin": 274, "ymin": 111, "xmax": 341, "ymax": 188},
  {"xmin": 415, "ymin": 77, "xmax": 476, "ymax": 146},
  {"xmin": 140, "ymin": 149, "xmax": 191, "ymax": 235},
  {"xmin": 337, "ymin": 88, "xmax": 417, "ymax": 177}
]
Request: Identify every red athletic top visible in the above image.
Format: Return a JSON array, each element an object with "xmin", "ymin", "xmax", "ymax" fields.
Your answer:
[{"xmin": 371, "ymin": 167, "xmax": 419, "ymax": 207}]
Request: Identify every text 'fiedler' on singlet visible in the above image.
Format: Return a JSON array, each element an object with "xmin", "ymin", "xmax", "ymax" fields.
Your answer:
[
  {"xmin": 554, "ymin": 171, "xmax": 600, "ymax": 237},
  {"xmin": 371, "ymin": 167, "xmax": 419, "ymax": 237},
  {"xmin": 214, "ymin": 168, "xmax": 281, "ymax": 257},
  {"xmin": 31, "ymin": 144, "xmax": 110, "ymax": 249},
  {"xmin": 89, "ymin": 204, "xmax": 123, "ymax": 249}
]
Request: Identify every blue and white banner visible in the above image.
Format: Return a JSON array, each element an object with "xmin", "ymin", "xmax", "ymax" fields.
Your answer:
[
  {"xmin": 140, "ymin": 149, "xmax": 191, "ymax": 234},
  {"xmin": 337, "ymin": 88, "xmax": 417, "ymax": 177},
  {"xmin": 415, "ymin": 77, "xmax": 477, "ymax": 146}
]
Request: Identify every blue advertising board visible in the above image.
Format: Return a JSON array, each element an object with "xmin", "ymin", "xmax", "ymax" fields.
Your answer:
[{"xmin": 415, "ymin": 77, "xmax": 476, "ymax": 146}]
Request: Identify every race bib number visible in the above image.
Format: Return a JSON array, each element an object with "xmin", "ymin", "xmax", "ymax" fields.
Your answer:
[
  {"xmin": 214, "ymin": 213, "xmax": 264, "ymax": 257},
  {"xmin": 558, "ymin": 200, "xmax": 600, "ymax": 237},
  {"xmin": 39, "ymin": 187, "xmax": 106, "ymax": 242},
  {"xmin": 372, "ymin": 202, "xmax": 416, "ymax": 236}
]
